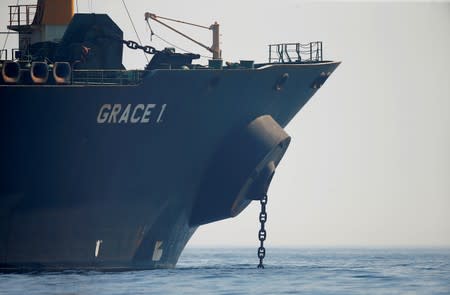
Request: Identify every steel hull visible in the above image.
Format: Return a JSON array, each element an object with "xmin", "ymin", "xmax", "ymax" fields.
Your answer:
[{"xmin": 0, "ymin": 62, "xmax": 339, "ymax": 270}]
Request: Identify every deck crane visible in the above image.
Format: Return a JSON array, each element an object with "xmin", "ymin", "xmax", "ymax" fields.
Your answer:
[{"xmin": 144, "ymin": 12, "xmax": 221, "ymax": 60}]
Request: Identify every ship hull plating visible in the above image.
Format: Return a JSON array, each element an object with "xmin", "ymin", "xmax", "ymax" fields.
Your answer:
[{"xmin": 0, "ymin": 62, "xmax": 339, "ymax": 270}]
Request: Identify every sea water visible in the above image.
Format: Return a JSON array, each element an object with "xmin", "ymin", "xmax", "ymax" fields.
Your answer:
[{"xmin": 1, "ymin": 248, "xmax": 449, "ymax": 294}]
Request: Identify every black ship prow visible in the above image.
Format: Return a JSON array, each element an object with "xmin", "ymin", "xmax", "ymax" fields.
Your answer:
[{"xmin": 0, "ymin": 0, "xmax": 339, "ymax": 271}]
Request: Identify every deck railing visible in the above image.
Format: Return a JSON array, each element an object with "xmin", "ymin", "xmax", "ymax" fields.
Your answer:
[
  {"xmin": 0, "ymin": 48, "xmax": 25, "ymax": 61},
  {"xmin": 72, "ymin": 70, "xmax": 146, "ymax": 85},
  {"xmin": 8, "ymin": 5, "xmax": 37, "ymax": 27},
  {"xmin": 268, "ymin": 42, "xmax": 323, "ymax": 63},
  {"xmin": 0, "ymin": 49, "xmax": 7, "ymax": 61}
]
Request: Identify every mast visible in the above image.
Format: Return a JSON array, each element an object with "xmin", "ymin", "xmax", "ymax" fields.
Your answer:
[{"xmin": 210, "ymin": 22, "xmax": 221, "ymax": 60}]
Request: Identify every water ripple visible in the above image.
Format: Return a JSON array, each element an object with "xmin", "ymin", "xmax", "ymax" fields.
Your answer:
[{"xmin": 0, "ymin": 248, "xmax": 449, "ymax": 295}]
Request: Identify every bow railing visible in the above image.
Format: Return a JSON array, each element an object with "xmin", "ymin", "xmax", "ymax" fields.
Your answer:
[{"xmin": 269, "ymin": 42, "xmax": 323, "ymax": 63}]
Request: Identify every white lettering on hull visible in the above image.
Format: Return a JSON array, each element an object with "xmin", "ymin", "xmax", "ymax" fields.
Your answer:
[
  {"xmin": 97, "ymin": 104, "xmax": 167, "ymax": 124},
  {"xmin": 152, "ymin": 241, "xmax": 164, "ymax": 261},
  {"xmin": 95, "ymin": 240, "xmax": 103, "ymax": 258}
]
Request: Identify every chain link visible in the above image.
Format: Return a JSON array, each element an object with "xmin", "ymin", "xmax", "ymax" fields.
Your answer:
[
  {"xmin": 122, "ymin": 40, "xmax": 158, "ymax": 55},
  {"xmin": 257, "ymin": 194, "xmax": 268, "ymax": 268}
]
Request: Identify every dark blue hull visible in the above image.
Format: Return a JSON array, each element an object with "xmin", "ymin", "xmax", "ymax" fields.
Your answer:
[{"xmin": 0, "ymin": 62, "xmax": 339, "ymax": 270}]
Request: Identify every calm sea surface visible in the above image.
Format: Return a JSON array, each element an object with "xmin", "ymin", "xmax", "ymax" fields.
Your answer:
[{"xmin": 1, "ymin": 248, "xmax": 449, "ymax": 294}]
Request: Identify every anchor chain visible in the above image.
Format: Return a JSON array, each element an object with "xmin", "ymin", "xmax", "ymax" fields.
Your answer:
[
  {"xmin": 257, "ymin": 194, "xmax": 268, "ymax": 269},
  {"xmin": 122, "ymin": 40, "xmax": 159, "ymax": 55}
]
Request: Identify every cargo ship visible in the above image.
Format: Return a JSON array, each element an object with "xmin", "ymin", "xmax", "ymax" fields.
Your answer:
[{"xmin": 0, "ymin": 0, "xmax": 339, "ymax": 270}]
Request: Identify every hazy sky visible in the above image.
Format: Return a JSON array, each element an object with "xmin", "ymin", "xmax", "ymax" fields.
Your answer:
[{"xmin": 1, "ymin": 1, "xmax": 448, "ymax": 247}]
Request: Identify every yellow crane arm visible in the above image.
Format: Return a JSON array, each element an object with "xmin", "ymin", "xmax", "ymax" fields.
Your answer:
[{"xmin": 144, "ymin": 12, "xmax": 221, "ymax": 59}]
